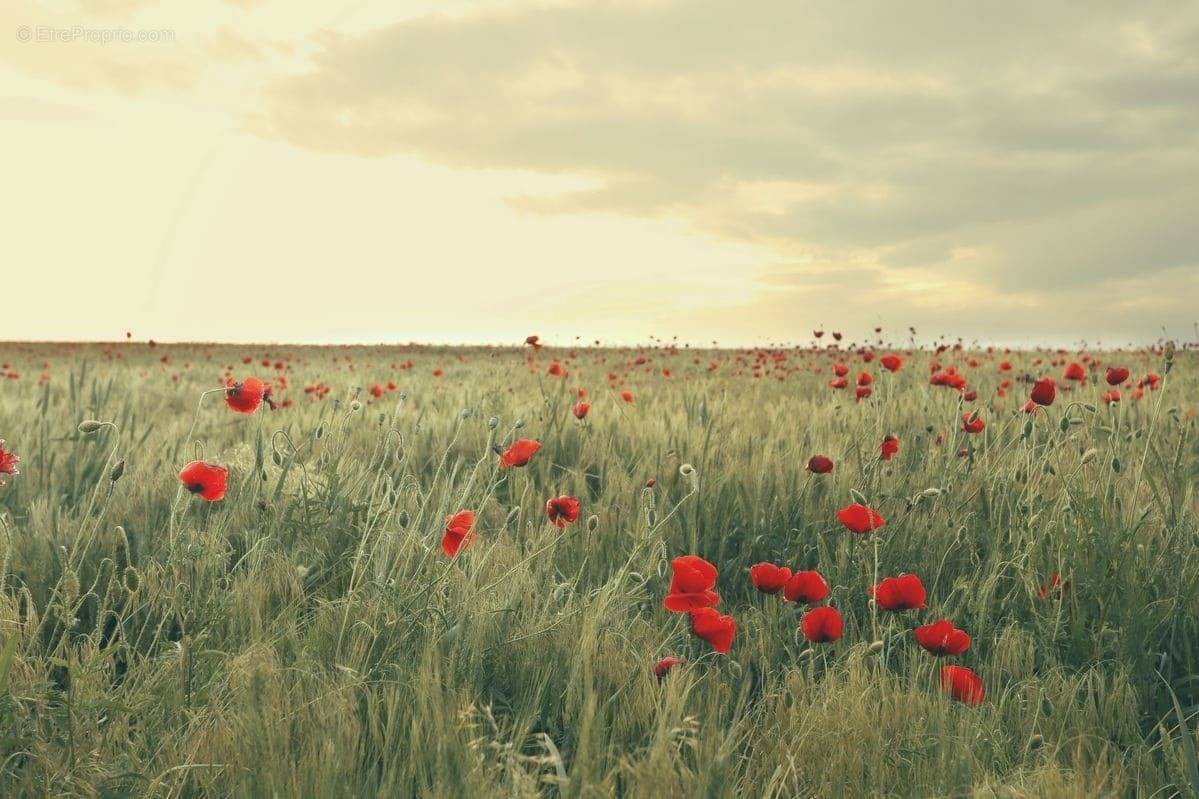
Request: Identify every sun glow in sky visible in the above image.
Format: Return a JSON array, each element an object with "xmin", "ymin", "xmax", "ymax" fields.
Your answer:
[{"xmin": 4, "ymin": 1, "xmax": 1197, "ymax": 347}]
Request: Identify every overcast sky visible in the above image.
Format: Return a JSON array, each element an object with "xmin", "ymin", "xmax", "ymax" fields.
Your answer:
[{"xmin": 4, "ymin": 1, "xmax": 1197, "ymax": 347}]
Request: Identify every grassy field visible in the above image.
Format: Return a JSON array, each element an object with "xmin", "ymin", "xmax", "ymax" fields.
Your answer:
[{"xmin": 0, "ymin": 340, "xmax": 1196, "ymax": 797}]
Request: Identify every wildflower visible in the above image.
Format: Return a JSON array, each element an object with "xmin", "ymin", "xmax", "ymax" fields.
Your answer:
[
  {"xmin": 499, "ymin": 439, "xmax": 542, "ymax": 468},
  {"xmin": 1063, "ymin": 362, "xmax": 1086, "ymax": 382},
  {"xmin": 871, "ymin": 574, "xmax": 927, "ymax": 611},
  {"xmin": 749, "ymin": 563, "xmax": 791, "ymax": 594},
  {"xmin": 688, "ymin": 607, "xmax": 736, "ymax": 653},
  {"xmin": 880, "ymin": 354, "xmax": 903, "ymax": 372},
  {"xmin": 940, "ymin": 665, "xmax": 984, "ymax": 704},
  {"xmin": 653, "ymin": 656, "xmax": 683, "ymax": 678},
  {"xmin": 0, "ymin": 439, "xmax": 20, "ymax": 486},
  {"xmin": 1037, "ymin": 574, "xmax": 1069, "ymax": 600},
  {"xmin": 914, "ymin": 619, "xmax": 971, "ymax": 656},
  {"xmin": 1030, "ymin": 377, "xmax": 1056, "ymax": 406},
  {"xmin": 545, "ymin": 495, "xmax": 581, "ymax": 528},
  {"xmin": 801, "ymin": 606, "xmax": 843, "ymax": 643},
  {"xmin": 961, "ymin": 412, "xmax": 985, "ymax": 434},
  {"xmin": 1105, "ymin": 366, "xmax": 1129, "ymax": 386},
  {"xmin": 573, "ymin": 401, "xmax": 590, "ymax": 420},
  {"xmin": 225, "ymin": 377, "xmax": 272, "ymax": 414},
  {"xmin": 442, "ymin": 510, "xmax": 475, "ymax": 558},
  {"xmin": 806, "ymin": 454, "xmax": 834, "ymax": 474},
  {"xmin": 880, "ymin": 435, "xmax": 899, "ymax": 461},
  {"xmin": 837, "ymin": 503, "xmax": 885, "ymax": 534},
  {"xmin": 663, "ymin": 555, "xmax": 721, "ymax": 612},
  {"xmin": 782, "ymin": 570, "xmax": 829, "ymax": 604},
  {"xmin": 178, "ymin": 461, "xmax": 228, "ymax": 501},
  {"xmin": 621, "ymin": 390, "xmax": 634, "ymax": 403}
]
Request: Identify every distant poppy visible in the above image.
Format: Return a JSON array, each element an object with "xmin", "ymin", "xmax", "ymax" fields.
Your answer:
[
  {"xmin": 178, "ymin": 461, "xmax": 228, "ymax": 502},
  {"xmin": 225, "ymin": 377, "xmax": 271, "ymax": 414},
  {"xmin": 664, "ymin": 555, "xmax": 721, "ymax": 612},
  {"xmin": 961, "ymin": 412, "xmax": 985, "ymax": 434},
  {"xmin": 1037, "ymin": 574, "xmax": 1069, "ymax": 600},
  {"xmin": 855, "ymin": 385, "xmax": 873, "ymax": 400},
  {"xmin": 621, "ymin": 390, "xmax": 635, "ymax": 403},
  {"xmin": 1102, "ymin": 389, "xmax": 1120, "ymax": 404},
  {"xmin": 1105, "ymin": 366, "xmax": 1129, "ymax": 386},
  {"xmin": 806, "ymin": 455, "xmax": 834, "ymax": 474},
  {"xmin": 880, "ymin": 435, "xmax": 900, "ymax": 461},
  {"xmin": 368, "ymin": 383, "xmax": 384, "ymax": 398},
  {"xmin": 833, "ymin": 362, "xmax": 849, "ymax": 377},
  {"xmin": 940, "ymin": 665, "xmax": 984, "ymax": 704},
  {"xmin": 1030, "ymin": 378, "xmax": 1056, "ymax": 406},
  {"xmin": 0, "ymin": 439, "xmax": 19, "ymax": 486},
  {"xmin": 525, "ymin": 335, "xmax": 542, "ymax": 349},
  {"xmin": 1063, "ymin": 362, "xmax": 1086, "ymax": 382},
  {"xmin": 871, "ymin": 574, "xmax": 927, "ymax": 611},
  {"xmin": 573, "ymin": 401, "xmax": 591, "ymax": 420},
  {"xmin": 914, "ymin": 619, "xmax": 971, "ymax": 656},
  {"xmin": 837, "ymin": 503, "xmax": 885, "ymax": 534},
  {"xmin": 783, "ymin": 570, "xmax": 829, "ymax": 604},
  {"xmin": 546, "ymin": 495, "xmax": 581, "ymax": 528},
  {"xmin": 653, "ymin": 656, "xmax": 683, "ymax": 678},
  {"xmin": 801, "ymin": 606, "xmax": 843, "ymax": 643},
  {"xmin": 857, "ymin": 372, "xmax": 873, "ymax": 387},
  {"xmin": 749, "ymin": 563, "xmax": 791, "ymax": 594},
  {"xmin": 829, "ymin": 377, "xmax": 848, "ymax": 390},
  {"xmin": 688, "ymin": 607, "xmax": 736, "ymax": 653},
  {"xmin": 880, "ymin": 354, "xmax": 903, "ymax": 372},
  {"xmin": 442, "ymin": 510, "xmax": 475, "ymax": 557},
  {"xmin": 645, "ymin": 478, "xmax": 656, "ymax": 488},
  {"xmin": 1021, "ymin": 398, "xmax": 1039, "ymax": 414},
  {"xmin": 499, "ymin": 439, "xmax": 542, "ymax": 468},
  {"xmin": 547, "ymin": 362, "xmax": 564, "ymax": 377}
]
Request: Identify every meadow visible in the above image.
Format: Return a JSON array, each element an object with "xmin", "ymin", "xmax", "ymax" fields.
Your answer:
[{"xmin": 0, "ymin": 338, "xmax": 1196, "ymax": 798}]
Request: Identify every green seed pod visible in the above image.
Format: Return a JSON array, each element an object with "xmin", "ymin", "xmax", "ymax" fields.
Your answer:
[
  {"xmin": 78, "ymin": 420, "xmax": 104, "ymax": 434},
  {"xmin": 1022, "ymin": 419, "xmax": 1034, "ymax": 439},
  {"xmin": 1058, "ymin": 416, "xmax": 1071, "ymax": 433},
  {"xmin": 1111, "ymin": 457, "xmax": 1122, "ymax": 473},
  {"xmin": 109, "ymin": 459, "xmax": 125, "ymax": 483}
]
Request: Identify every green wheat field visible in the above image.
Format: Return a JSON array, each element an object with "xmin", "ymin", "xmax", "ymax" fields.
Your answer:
[{"xmin": 0, "ymin": 340, "xmax": 1196, "ymax": 798}]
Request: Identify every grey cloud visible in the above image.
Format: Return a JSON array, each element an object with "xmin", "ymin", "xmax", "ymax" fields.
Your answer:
[{"xmin": 257, "ymin": 0, "xmax": 1199, "ymax": 338}]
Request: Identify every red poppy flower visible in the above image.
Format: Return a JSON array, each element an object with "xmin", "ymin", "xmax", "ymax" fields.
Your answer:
[
  {"xmin": 914, "ymin": 619, "xmax": 971, "ymax": 656},
  {"xmin": 833, "ymin": 362, "xmax": 849, "ymax": 377},
  {"xmin": 880, "ymin": 354, "xmax": 903, "ymax": 372},
  {"xmin": 806, "ymin": 455, "xmax": 834, "ymax": 474},
  {"xmin": 442, "ymin": 509, "xmax": 475, "ymax": 557},
  {"xmin": 871, "ymin": 574, "xmax": 927, "ymax": 611},
  {"xmin": 547, "ymin": 362, "xmax": 564, "ymax": 377},
  {"xmin": 1105, "ymin": 366, "xmax": 1129, "ymax": 386},
  {"xmin": 801, "ymin": 606, "xmax": 843, "ymax": 643},
  {"xmin": 837, "ymin": 503, "xmax": 885, "ymax": 534},
  {"xmin": 1102, "ymin": 389, "xmax": 1121, "ymax": 404},
  {"xmin": 225, "ymin": 376, "xmax": 271, "ymax": 414},
  {"xmin": 857, "ymin": 371, "xmax": 873, "ymax": 387},
  {"xmin": 1030, "ymin": 377, "xmax": 1056, "ymax": 406},
  {"xmin": 1021, "ymin": 399, "xmax": 1039, "ymax": 414},
  {"xmin": 621, "ymin": 390, "xmax": 635, "ymax": 403},
  {"xmin": 855, "ymin": 385, "xmax": 873, "ymax": 400},
  {"xmin": 499, "ymin": 439, "xmax": 542, "ymax": 468},
  {"xmin": 1037, "ymin": 574, "xmax": 1069, "ymax": 600},
  {"xmin": 368, "ymin": 383, "xmax": 384, "ymax": 398},
  {"xmin": 940, "ymin": 665, "xmax": 984, "ymax": 704},
  {"xmin": 653, "ymin": 656, "xmax": 683, "ymax": 678},
  {"xmin": 663, "ymin": 555, "xmax": 721, "ymax": 612},
  {"xmin": 961, "ymin": 412, "xmax": 985, "ymax": 434},
  {"xmin": 783, "ymin": 570, "xmax": 829, "ymax": 604},
  {"xmin": 1063, "ymin": 362, "xmax": 1086, "ymax": 382},
  {"xmin": 645, "ymin": 478, "xmax": 656, "ymax": 488},
  {"xmin": 688, "ymin": 607, "xmax": 736, "ymax": 653},
  {"xmin": 749, "ymin": 563, "xmax": 791, "ymax": 594},
  {"xmin": 829, "ymin": 377, "xmax": 848, "ymax": 390},
  {"xmin": 0, "ymin": 439, "xmax": 20, "ymax": 487},
  {"xmin": 573, "ymin": 402, "xmax": 590, "ymax": 420},
  {"xmin": 546, "ymin": 495, "xmax": 581, "ymax": 528},
  {"xmin": 525, "ymin": 335, "xmax": 542, "ymax": 349},
  {"xmin": 880, "ymin": 435, "xmax": 900, "ymax": 461},
  {"xmin": 178, "ymin": 461, "xmax": 228, "ymax": 501}
]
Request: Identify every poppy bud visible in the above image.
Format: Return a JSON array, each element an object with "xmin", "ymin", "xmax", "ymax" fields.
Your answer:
[
  {"xmin": 124, "ymin": 566, "xmax": 141, "ymax": 592},
  {"xmin": 514, "ymin": 419, "xmax": 526, "ymax": 429},
  {"xmin": 1022, "ymin": 419, "xmax": 1034, "ymax": 439},
  {"xmin": 460, "ymin": 408, "xmax": 472, "ymax": 419},
  {"xmin": 505, "ymin": 506, "xmax": 521, "ymax": 526},
  {"xmin": 315, "ymin": 424, "xmax": 325, "ymax": 439},
  {"xmin": 1029, "ymin": 734, "xmax": 1044, "ymax": 750},
  {"xmin": 487, "ymin": 416, "xmax": 500, "ymax": 430},
  {"xmin": 849, "ymin": 488, "xmax": 867, "ymax": 505},
  {"xmin": 679, "ymin": 463, "xmax": 695, "ymax": 478},
  {"xmin": 350, "ymin": 400, "xmax": 362, "ymax": 412},
  {"xmin": 586, "ymin": 515, "xmax": 599, "ymax": 532},
  {"xmin": 1058, "ymin": 416, "xmax": 1070, "ymax": 433},
  {"xmin": 109, "ymin": 459, "xmax": 125, "ymax": 483},
  {"xmin": 78, "ymin": 420, "xmax": 104, "ymax": 434},
  {"xmin": 272, "ymin": 451, "xmax": 284, "ymax": 466},
  {"xmin": 1111, "ymin": 457, "xmax": 1122, "ymax": 473},
  {"xmin": 869, "ymin": 640, "xmax": 884, "ymax": 654}
]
